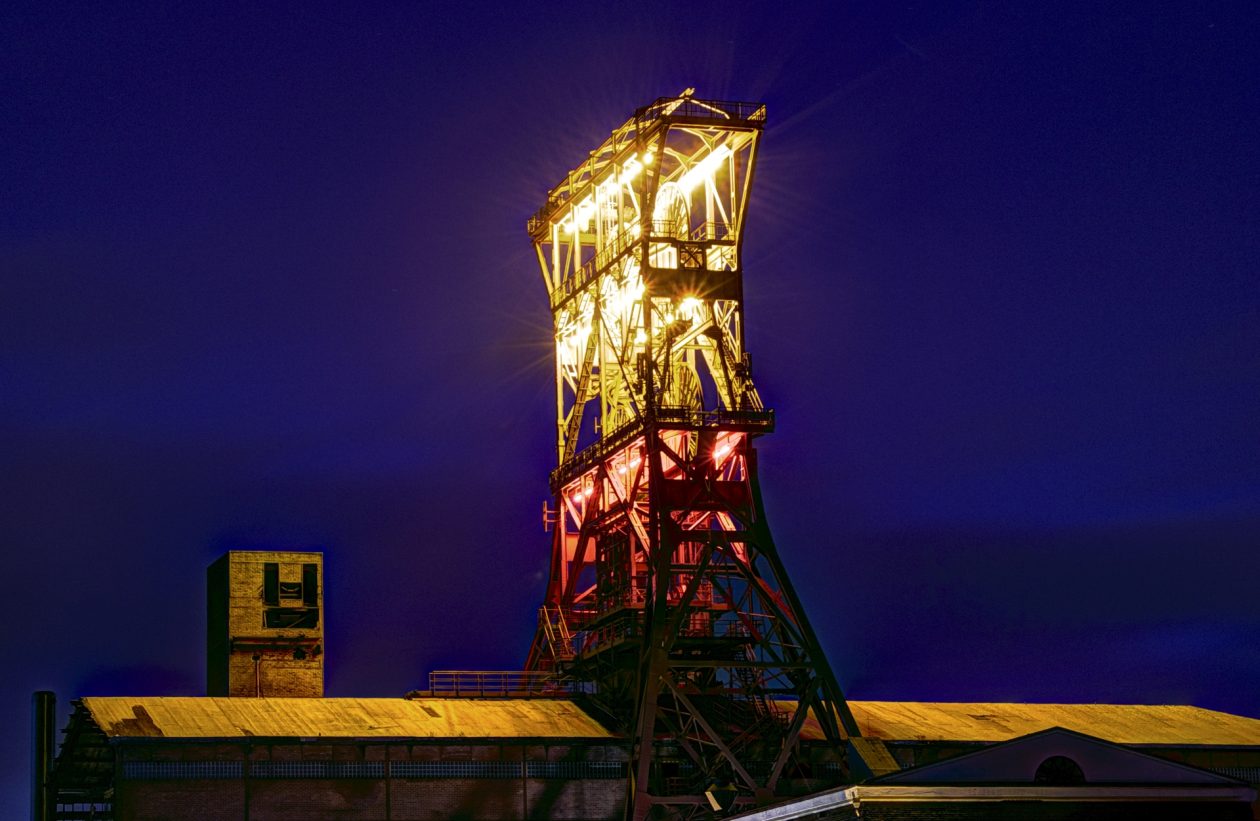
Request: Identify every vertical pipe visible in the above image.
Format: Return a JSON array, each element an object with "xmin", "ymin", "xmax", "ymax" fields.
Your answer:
[
  {"xmin": 31, "ymin": 690, "xmax": 55, "ymax": 821},
  {"xmin": 243, "ymin": 742, "xmax": 251, "ymax": 821},
  {"xmin": 384, "ymin": 743, "xmax": 392, "ymax": 821},
  {"xmin": 113, "ymin": 744, "xmax": 123, "ymax": 819}
]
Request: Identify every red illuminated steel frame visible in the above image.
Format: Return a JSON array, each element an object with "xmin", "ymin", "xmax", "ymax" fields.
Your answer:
[{"xmin": 526, "ymin": 92, "xmax": 860, "ymax": 820}]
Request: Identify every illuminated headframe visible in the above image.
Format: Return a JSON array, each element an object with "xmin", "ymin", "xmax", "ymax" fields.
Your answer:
[{"xmin": 529, "ymin": 92, "xmax": 767, "ymax": 474}]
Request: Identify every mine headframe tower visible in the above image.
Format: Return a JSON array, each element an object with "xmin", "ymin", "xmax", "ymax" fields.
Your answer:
[{"xmin": 525, "ymin": 92, "xmax": 860, "ymax": 819}]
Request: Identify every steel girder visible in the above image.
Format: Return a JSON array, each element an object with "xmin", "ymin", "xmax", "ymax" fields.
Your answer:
[{"xmin": 526, "ymin": 93, "xmax": 859, "ymax": 819}]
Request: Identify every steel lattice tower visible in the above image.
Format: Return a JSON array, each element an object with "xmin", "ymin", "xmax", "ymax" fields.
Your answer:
[{"xmin": 526, "ymin": 92, "xmax": 862, "ymax": 819}]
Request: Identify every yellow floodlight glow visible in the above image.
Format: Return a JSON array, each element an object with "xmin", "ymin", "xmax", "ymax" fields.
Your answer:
[
  {"xmin": 676, "ymin": 144, "xmax": 732, "ymax": 195},
  {"xmin": 620, "ymin": 154, "xmax": 643, "ymax": 182},
  {"xmin": 555, "ymin": 153, "xmax": 647, "ymax": 234},
  {"xmin": 556, "ymin": 313, "xmax": 596, "ymax": 369},
  {"xmin": 575, "ymin": 195, "xmax": 595, "ymax": 231},
  {"xmin": 678, "ymin": 296, "xmax": 702, "ymax": 320},
  {"xmin": 603, "ymin": 277, "xmax": 644, "ymax": 317}
]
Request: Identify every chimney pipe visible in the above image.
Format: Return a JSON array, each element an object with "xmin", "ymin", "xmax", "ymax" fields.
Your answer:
[{"xmin": 31, "ymin": 690, "xmax": 55, "ymax": 821}]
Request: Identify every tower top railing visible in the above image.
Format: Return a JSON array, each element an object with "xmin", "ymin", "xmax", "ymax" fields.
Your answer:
[
  {"xmin": 550, "ymin": 408, "xmax": 775, "ymax": 492},
  {"xmin": 527, "ymin": 96, "xmax": 766, "ymax": 238},
  {"xmin": 633, "ymin": 96, "xmax": 766, "ymax": 126}
]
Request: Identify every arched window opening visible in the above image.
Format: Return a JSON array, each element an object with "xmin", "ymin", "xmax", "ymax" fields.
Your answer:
[{"xmin": 1034, "ymin": 755, "xmax": 1086, "ymax": 785}]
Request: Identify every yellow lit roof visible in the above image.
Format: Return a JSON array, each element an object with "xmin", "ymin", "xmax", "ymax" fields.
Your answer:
[
  {"xmin": 81, "ymin": 697, "xmax": 613, "ymax": 740},
  {"xmin": 80, "ymin": 697, "xmax": 1260, "ymax": 747},
  {"xmin": 836, "ymin": 702, "xmax": 1260, "ymax": 747}
]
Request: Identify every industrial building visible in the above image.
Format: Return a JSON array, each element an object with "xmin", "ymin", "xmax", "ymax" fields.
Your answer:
[
  {"xmin": 35, "ymin": 92, "xmax": 1260, "ymax": 820},
  {"xmin": 46, "ymin": 693, "xmax": 1260, "ymax": 819},
  {"xmin": 40, "ymin": 539, "xmax": 1260, "ymax": 818},
  {"xmin": 52, "ymin": 696, "xmax": 626, "ymax": 820}
]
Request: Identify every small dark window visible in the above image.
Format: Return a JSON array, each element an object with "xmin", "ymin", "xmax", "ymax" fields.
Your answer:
[
  {"xmin": 302, "ymin": 563, "xmax": 318, "ymax": 606},
  {"xmin": 1034, "ymin": 755, "xmax": 1085, "ymax": 785},
  {"xmin": 262, "ymin": 563, "xmax": 279, "ymax": 606},
  {"xmin": 264, "ymin": 607, "xmax": 319, "ymax": 629}
]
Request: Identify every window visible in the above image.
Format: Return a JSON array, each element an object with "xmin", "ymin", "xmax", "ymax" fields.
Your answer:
[
  {"xmin": 302, "ymin": 563, "xmax": 318, "ymax": 606},
  {"xmin": 1034, "ymin": 755, "xmax": 1086, "ymax": 785},
  {"xmin": 264, "ymin": 607, "xmax": 320, "ymax": 629},
  {"xmin": 263, "ymin": 563, "xmax": 280, "ymax": 606},
  {"xmin": 252, "ymin": 761, "xmax": 383, "ymax": 779}
]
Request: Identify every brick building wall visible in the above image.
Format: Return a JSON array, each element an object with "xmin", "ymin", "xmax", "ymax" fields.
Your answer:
[
  {"xmin": 114, "ymin": 740, "xmax": 627, "ymax": 820},
  {"xmin": 207, "ymin": 551, "xmax": 324, "ymax": 698}
]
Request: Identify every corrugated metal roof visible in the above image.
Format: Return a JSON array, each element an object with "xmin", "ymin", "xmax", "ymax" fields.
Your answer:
[
  {"xmin": 80, "ymin": 697, "xmax": 1260, "ymax": 747},
  {"xmin": 833, "ymin": 702, "xmax": 1260, "ymax": 746},
  {"xmin": 81, "ymin": 697, "xmax": 613, "ymax": 740}
]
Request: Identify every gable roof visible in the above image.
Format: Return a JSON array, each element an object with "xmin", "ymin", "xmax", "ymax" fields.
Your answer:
[
  {"xmin": 835, "ymin": 701, "xmax": 1260, "ymax": 746},
  {"xmin": 80, "ymin": 697, "xmax": 614, "ymax": 740},
  {"xmin": 875, "ymin": 726, "xmax": 1248, "ymax": 786}
]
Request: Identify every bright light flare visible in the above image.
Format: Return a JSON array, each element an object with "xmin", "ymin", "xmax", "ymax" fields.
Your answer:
[
  {"xmin": 676, "ymin": 144, "xmax": 732, "ymax": 195},
  {"xmin": 616, "ymin": 455, "xmax": 643, "ymax": 475},
  {"xmin": 713, "ymin": 435, "xmax": 742, "ymax": 465},
  {"xmin": 603, "ymin": 275, "xmax": 645, "ymax": 318},
  {"xmin": 555, "ymin": 153, "xmax": 646, "ymax": 234},
  {"xmin": 678, "ymin": 296, "xmax": 703, "ymax": 320}
]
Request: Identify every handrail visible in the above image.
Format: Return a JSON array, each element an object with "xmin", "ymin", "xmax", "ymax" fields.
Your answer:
[
  {"xmin": 547, "ymin": 221, "xmax": 738, "ymax": 311},
  {"xmin": 548, "ymin": 223, "xmax": 641, "ymax": 310},
  {"xmin": 635, "ymin": 97, "xmax": 767, "ymax": 125},
  {"xmin": 551, "ymin": 418, "xmax": 644, "ymax": 492},
  {"xmin": 425, "ymin": 670, "xmax": 580, "ymax": 698},
  {"xmin": 653, "ymin": 407, "xmax": 775, "ymax": 430},
  {"xmin": 549, "ymin": 408, "xmax": 774, "ymax": 492}
]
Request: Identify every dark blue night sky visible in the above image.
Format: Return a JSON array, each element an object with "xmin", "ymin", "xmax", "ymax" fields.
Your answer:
[{"xmin": 3, "ymin": 2, "xmax": 1258, "ymax": 813}]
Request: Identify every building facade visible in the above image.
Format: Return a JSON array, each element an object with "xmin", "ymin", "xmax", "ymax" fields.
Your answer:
[
  {"xmin": 50, "ymin": 697, "xmax": 1260, "ymax": 820},
  {"xmin": 207, "ymin": 551, "xmax": 324, "ymax": 699}
]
